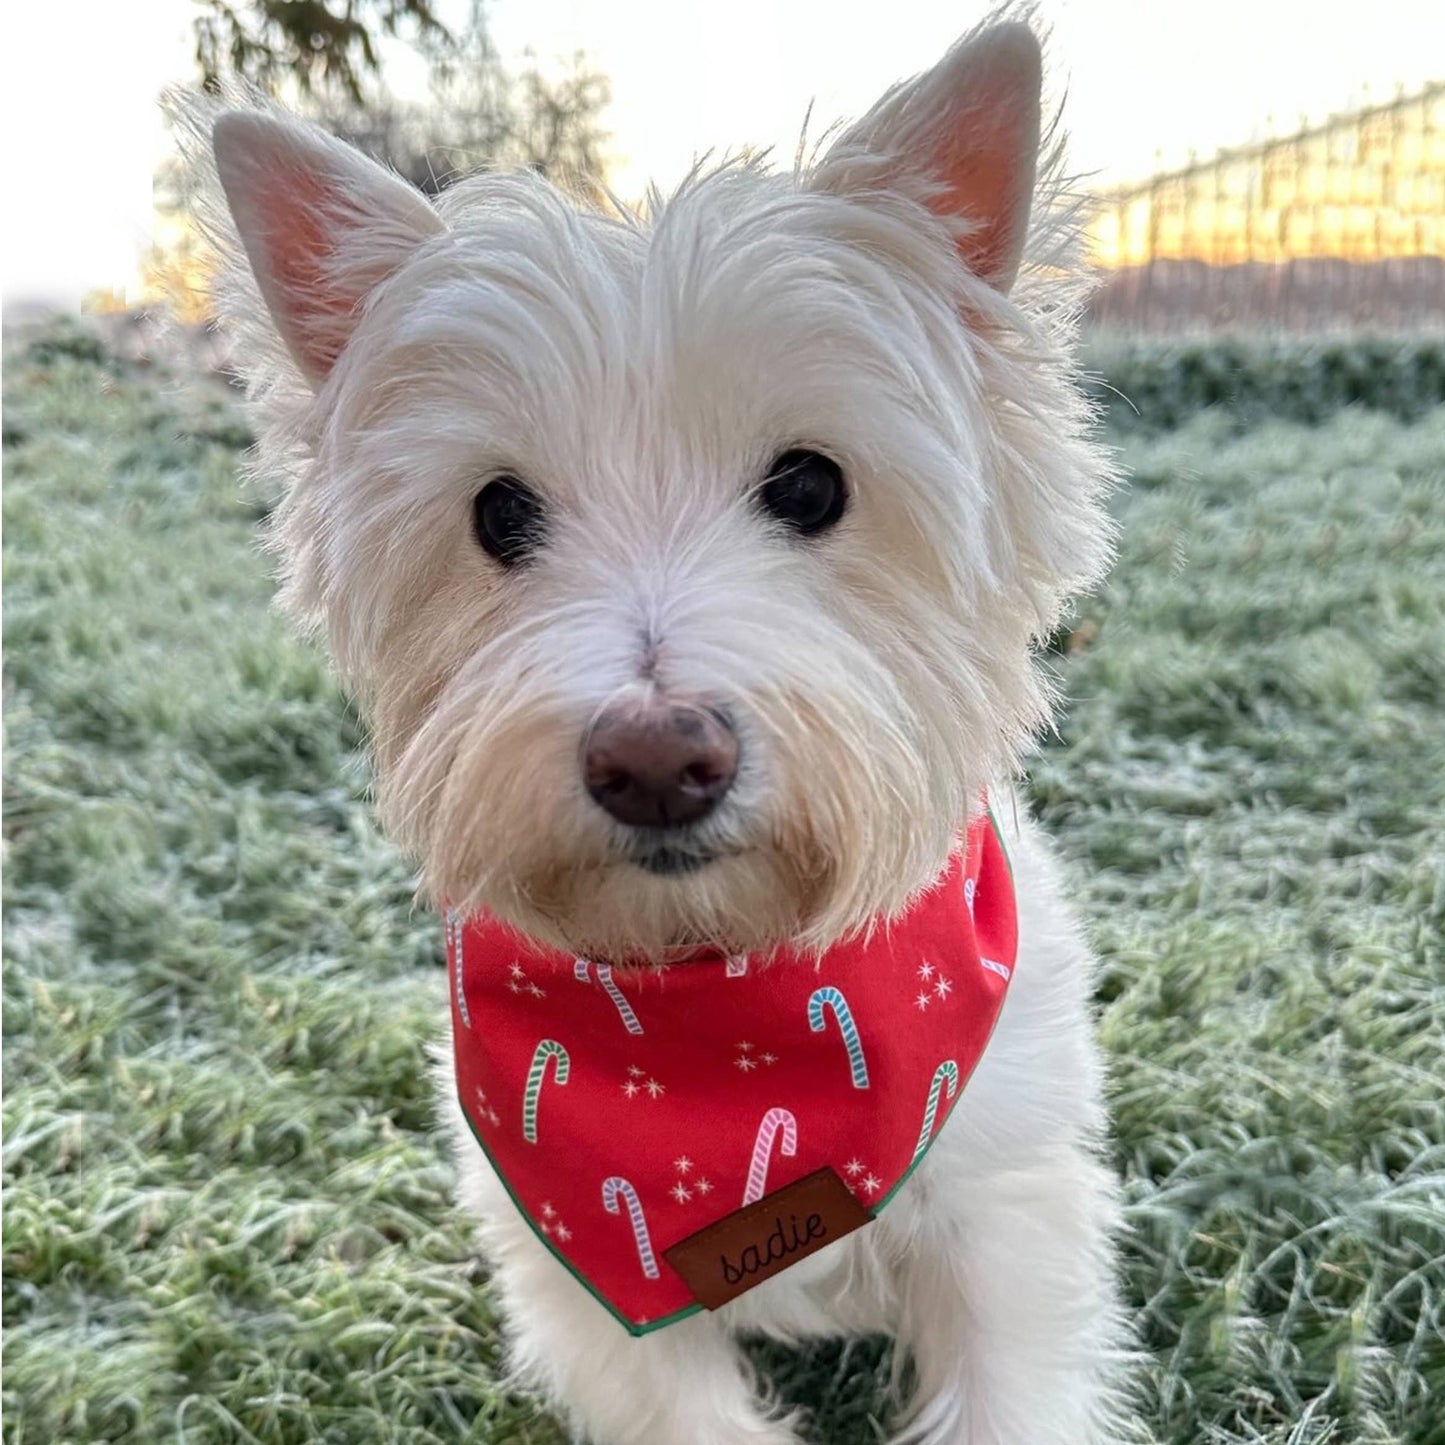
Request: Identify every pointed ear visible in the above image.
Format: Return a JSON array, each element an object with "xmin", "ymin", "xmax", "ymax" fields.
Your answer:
[
  {"xmin": 212, "ymin": 111, "xmax": 444, "ymax": 386},
  {"xmin": 812, "ymin": 22, "xmax": 1042, "ymax": 292}
]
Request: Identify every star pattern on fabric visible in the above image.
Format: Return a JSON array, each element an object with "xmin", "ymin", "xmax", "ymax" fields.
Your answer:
[
  {"xmin": 539, "ymin": 1206, "xmax": 573, "ymax": 1241},
  {"xmin": 735, "ymin": 1055, "xmax": 758, "ymax": 1072},
  {"xmin": 670, "ymin": 1181, "xmax": 693, "ymax": 1204},
  {"xmin": 918, "ymin": 961, "xmax": 936, "ymax": 981},
  {"xmin": 934, "ymin": 975, "xmax": 953, "ymax": 999},
  {"xmin": 914, "ymin": 991, "xmax": 933, "ymax": 1011},
  {"xmin": 695, "ymin": 1177, "xmax": 713, "ymax": 1195},
  {"xmin": 843, "ymin": 1163, "xmax": 884, "ymax": 1201},
  {"xmin": 621, "ymin": 1079, "xmax": 641, "ymax": 1098},
  {"xmin": 759, "ymin": 1052, "xmax": 777, "ymax": 1066},
  {"xmin": 502, "ymin": 960, "xmax": 545, "ymax": 998},
  {"xmin": 644, "ymin": 1078, "xmax": 665, "ymax": 1098},
  {"xmin": 674, "ymin": 1156, "xmax": 693, "ymax": 1174}
]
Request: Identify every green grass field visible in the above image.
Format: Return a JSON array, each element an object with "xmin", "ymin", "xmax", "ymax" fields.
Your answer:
[{"xmin": 4, "ymin": 323, "xmax": 1443, "ymax": 1444}]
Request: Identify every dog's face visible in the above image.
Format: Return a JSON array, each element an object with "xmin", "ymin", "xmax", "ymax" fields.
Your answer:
[{"xmin": 203, "ymin": 20, "xmax": 1112, "ymax": 958}]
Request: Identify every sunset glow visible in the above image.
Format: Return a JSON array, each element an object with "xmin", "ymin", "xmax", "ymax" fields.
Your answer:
[{"xmin": 3, "ymin": 0, "xmax": 1441, "ymax": 308}]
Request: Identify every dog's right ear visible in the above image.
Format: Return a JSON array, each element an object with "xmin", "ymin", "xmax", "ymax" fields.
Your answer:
[
  {"xmin": 211, "ymin": 112, "xmax": 444, "ymax": 387},
  {"xmin": 810, "ymin": 21, "xmax": 1042, "ymax": 294}
]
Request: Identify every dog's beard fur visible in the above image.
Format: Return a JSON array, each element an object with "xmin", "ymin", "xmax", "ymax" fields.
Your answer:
[{"xmin": 179, "ymin": 9, "xmax": 1114, "ymax": 962}]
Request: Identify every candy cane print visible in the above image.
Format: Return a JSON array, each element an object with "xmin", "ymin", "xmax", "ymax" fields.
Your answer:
[
  {"xmin": 572, "ymin": 960, "xmax": 644, "ymax": 1034},
  {"xmin": 522, "ymin": 1040, "xmax": 570, "ymax": 1143},
  {"xmin": 807, "ymin": 986, "xmax": 870, "ymax": 1089},
  {"xmin": 602, "ymin": 1176, "xmax": 660, "ymax": 1279},
  {"xmin": 911, "ymin": 1060, "xmax": 960, "ymax": 1163},
  {"xmin": 742, "ymin": 1107, "xmax": 798, "ymax": 1205},
  {"xmin": 595, "ymin": 964, "xmax": 644, "ymax": 1034},
  {"xmin": 446, "ymin": 910, "xmax": 470, "ymax": 1029}
]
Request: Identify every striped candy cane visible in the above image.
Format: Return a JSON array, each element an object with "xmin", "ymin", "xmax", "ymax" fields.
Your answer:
[
  {"xmin": 807, "ymin": 986, "xmax": 870, "ymax": 1089},
  {"xmin": 742, "ymin": 1106, "xmax": 798, "ymax": 1205},
  {"xmin": 522, "ymin": 1040, "xmax": 570, "ymax": 1143},
  {"xmin": 595, "ymin": 965, "xmax": 643, "ymax": 1034},
  {"xmin": 446, "ymin": 910, "xmax": 470, "ymax": 1029},
  {"xmin": 911, "ymin": 1059, "xmax": 960, "ymax": 1163},
  {"xmin": 602, "ymin": 1176, "xmax": 659, "ymax": 1279},
  {"xmin": 573, "ymin": 959, "xmax": 643, "ymax": 1034},
  {"xmin": 725, "ymin": 954, "xmax": 750, "ymax": 978},
  {"xmin": 980, "ymin": 956, "xmax": 1012, "ymax": 981}
]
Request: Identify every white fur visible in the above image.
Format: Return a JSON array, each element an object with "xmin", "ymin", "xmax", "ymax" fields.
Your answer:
[{"xmin": 186, "ymin": 7, "xmax": 1131, "ymax": 1439}]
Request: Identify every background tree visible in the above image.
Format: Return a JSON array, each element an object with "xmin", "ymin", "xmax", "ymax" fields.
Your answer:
[
  {"xmin": 148, "ymin": 0, "xmax": 610, "ymax": 324},
  {"xmin": 313, "ymin": 3, "xmax": 610, "ymax": 194},
  {"xmin": 193, "ymin": 0, "xmax": 451, "ymax": 103}
]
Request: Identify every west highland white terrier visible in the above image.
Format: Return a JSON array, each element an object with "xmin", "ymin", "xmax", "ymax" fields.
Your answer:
[{"xmin": 190, "ymin": 9, "xmax": 1128, "ymax": 1441}]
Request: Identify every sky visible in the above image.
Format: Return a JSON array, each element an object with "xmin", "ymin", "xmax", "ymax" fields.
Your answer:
[{"xmin": 2, "ymin": 0, "xmax": 1441, "ymax": 309}]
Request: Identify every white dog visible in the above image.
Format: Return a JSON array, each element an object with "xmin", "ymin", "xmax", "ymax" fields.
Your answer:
[{"xmin": 191, "ymin": 8, "xmax": 1128, "ymax": 1441}]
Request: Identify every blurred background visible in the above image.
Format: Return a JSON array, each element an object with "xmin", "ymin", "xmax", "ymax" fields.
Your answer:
[
  {"xmin": 2, "ymin": 0, "xmax": 1442, "ymax": 334},
  {"xmin": 4, "ymin": 5, "xmax": 1443, "ymax": 1445}
]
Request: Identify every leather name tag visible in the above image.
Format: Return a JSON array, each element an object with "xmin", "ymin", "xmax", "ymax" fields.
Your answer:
[{"xmin": 663, "ymin": 1167, "xmax": 873, "ymax": 1310}]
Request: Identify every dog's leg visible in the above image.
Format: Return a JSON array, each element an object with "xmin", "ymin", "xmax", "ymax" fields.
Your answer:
[
  {"xmin": 884, "ymin": 1147, "xmax": 1126, "ymax": 1445},
  {"xmin": 446, "ymin": 1087, "xmax": 803, "ymax": 1445},
  {"xmin": 494, "ymin": 1248, "xmax": 805, "ymax": 1445}
]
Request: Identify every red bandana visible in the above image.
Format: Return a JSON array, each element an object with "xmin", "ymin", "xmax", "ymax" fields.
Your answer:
[{"xmin": 448, "ymin": 811, "xmax": 1017, "ymax": 1334}]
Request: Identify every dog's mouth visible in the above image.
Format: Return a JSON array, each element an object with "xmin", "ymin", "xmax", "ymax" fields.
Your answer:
[{"xmin": 628, "ymin": 844, "xmax": 718, "ymax": 876}]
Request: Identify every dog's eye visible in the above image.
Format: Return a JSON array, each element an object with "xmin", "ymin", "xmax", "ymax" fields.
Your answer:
[
  {"xmin": 758, "ymin": 450, "xmax": 847, "ymax": 536},
  {"xmin": 473, "ymin": 476, "xmax": 546, "ymax": 565}
]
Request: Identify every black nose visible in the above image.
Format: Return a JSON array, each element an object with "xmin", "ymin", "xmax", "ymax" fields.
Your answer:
[{"xmin": 583, "ymin": 702, "xmax": 738, "ymax": 829}]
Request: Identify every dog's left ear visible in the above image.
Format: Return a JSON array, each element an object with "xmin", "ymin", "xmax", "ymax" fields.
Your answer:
[{"xmin": 811, "ymin": 21, "xmax": 1042, "ymax": 293}]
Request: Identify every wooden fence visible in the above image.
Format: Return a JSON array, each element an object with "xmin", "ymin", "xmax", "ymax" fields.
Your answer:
[{"xmin": 1087, "ymin": 83, "xmax": 1444, "ymax": 332}]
